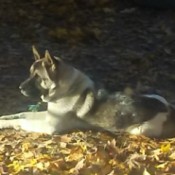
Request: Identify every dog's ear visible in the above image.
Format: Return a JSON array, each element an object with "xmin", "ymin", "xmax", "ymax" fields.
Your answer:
[
  {"xmin": 45, "ymin": 50, "xmax": 53, "ymax": 64},
  {"xmin": 45, "ymin": 50, "xmax": 56, "ymax": 71},
  {"xmin": 54, "ymin": 56, "xmax": 62, "ymax": 61},
  {"xmin": 32, "ymin": 45, "xmax": 40, "ymax": 60}
]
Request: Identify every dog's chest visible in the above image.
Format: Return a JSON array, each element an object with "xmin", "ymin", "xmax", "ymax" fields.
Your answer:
[{"xmin": 48, "ymin": 96, "xmax": 81, "ymax": 115}]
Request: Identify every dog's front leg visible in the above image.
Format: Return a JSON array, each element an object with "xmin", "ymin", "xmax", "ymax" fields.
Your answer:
[
  {"xmin": 0, "ymin": 112, "xmax": 31, "ymax": 130},
  {"xmin": 0, "ymin": 111, "xmax": 55, "ymax": 134}
]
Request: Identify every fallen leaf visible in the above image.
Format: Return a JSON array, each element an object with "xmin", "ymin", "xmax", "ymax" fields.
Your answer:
[
  {"xmin": 143, "ymin": 168, "xmax": 151, "ymax": 175},
  {"xmin": 160, "ymin": 143, "xmax": 171, "ymax": 153},
  {"xmin": 156, "ymin": 162, "xmax": 169, "ymax": 169}
]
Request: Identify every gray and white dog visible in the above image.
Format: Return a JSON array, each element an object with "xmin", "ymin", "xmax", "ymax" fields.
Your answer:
[{"xmin": 0, "ymin": 46, "xmax": 175, "ymax": 138}]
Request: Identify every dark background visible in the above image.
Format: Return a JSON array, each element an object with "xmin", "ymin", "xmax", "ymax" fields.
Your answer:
[{"xmin": 0, "ymin": 0, "xmax": 175, "ymax": 114}]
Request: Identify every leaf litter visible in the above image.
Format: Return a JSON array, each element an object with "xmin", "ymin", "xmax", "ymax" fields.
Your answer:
[{"xmin": 0, "ymin": 129, "xmax": 175, "ymax": 174}]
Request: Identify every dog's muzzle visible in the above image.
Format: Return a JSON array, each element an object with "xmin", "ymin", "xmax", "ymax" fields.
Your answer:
[{"xmin": 19, "ymin": 77, "xmax": 41, "ymax": 98}]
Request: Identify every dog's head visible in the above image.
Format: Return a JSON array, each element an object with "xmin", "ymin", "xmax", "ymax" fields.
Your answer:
[{"xmin": 20, "ymin": 46, "xmax": 94, "ymax": 102}]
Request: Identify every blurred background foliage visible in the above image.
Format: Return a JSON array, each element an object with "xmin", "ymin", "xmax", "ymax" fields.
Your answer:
[{"xmin": 0, "ymin": 0, "xmax": 117, "ymax": 43}]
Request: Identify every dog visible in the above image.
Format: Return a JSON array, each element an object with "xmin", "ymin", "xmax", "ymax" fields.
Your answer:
[{"xmin": 0, "ymin": 46, "xmax": 175, "ymax": 138}]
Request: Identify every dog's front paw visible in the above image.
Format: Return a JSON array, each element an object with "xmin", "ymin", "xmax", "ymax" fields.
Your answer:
[
  {"xmin": 0, "ymin": 113, "xmax": 24, "ymax": 120},
  {"xmin": 0, "ymin": 115, "xmax": 15, "ymax": 120},
  {"xmin": 0, "ymin": 114, "xmax": 25, "ymax": 130}
]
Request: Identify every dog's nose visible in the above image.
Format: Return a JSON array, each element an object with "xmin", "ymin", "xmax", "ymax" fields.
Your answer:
[
  {"xmin": 19, "ymin": 83, "xmax": 25, "ymax": 90},
  {"xmin": 19, "ymin": 79, "xmax": 29, "ymax": 90},
  {"xmin": 19, "ymin": 82, "xmax": 27, "ymax": 91}
]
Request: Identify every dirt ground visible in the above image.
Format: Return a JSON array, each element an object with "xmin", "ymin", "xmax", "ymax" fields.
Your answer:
[{"xmin": 0, "ymin": 0, "xmax": 175, "ymax": 174}]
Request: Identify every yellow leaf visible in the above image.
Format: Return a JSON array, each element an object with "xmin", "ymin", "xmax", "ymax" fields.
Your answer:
[
  {"xmin": 160, "ymin": 143, "xmax": 171, "ymax": 153},
  {"xmin": 22, "ymin": 151, "xmax": 34, "ymax": 159},
  {"xmin": 60, "ymin": 142, "xmax": 67, "ymax": 148},
  {"xmin": 109, "ymin": 159, "xmax": 117, "ymax": 166},
  {"xmin": 169, "ymin": 151, "xmax": 175, "ymax": 160},
  {"xmin": 107, "ymin": 170, "xmax": 115, "ymax": 175},
  {"xmin": 80, "ymin": 143, "xmax": 87, "ymax": 152},
  {"xmin": 29, "ymin": 158, "xmax": 37, "ymax": 166},
  {"xmin": 155, "ymin": 162, "xmax": 168, "ymax": 169},
  {"xmin": 143, "ymin": 168, "xmax": 151, "ymax": 175},
  {"xmin": 36, "ymin": 162, "xmax": 44, "ymax": 170},
  {"xmin": 59, "ymin": 148, "xmax": 71, "ymax": 154},
  {"xmin": 37, "ymin": 154, "xmax": 51, "ymax": 161},
  {"xmin": 36, "ymin": 162, "xmax": 50, "ymax": 171},
  {"xmin": 8, "ymin": 161, "xmax": 24, "ymax": 174},
  {"xmin": 22, "ymin": 142, "xmax": 30, "ymax": 152}
]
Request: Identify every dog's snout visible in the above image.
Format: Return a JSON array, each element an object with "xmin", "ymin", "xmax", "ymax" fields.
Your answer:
[
  {"xmin": 19, "ymin": 81, "xmax": 26, "ymax": 90},
  {"xmin": 19, "ymin": 77, "xmax": 41, "ymax": 99},
  {"xmin": 19, "ymin": 84, "xmax": 22, "ymax": 89},
  {"xmin": 20, "ymin": 77, "xmax": 33, "ymax": 88}
]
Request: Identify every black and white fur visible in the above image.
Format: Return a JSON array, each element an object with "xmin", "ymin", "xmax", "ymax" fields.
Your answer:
[{"xmin": 0, "ymin": 47, "xmax": 175, "ymax": 138}]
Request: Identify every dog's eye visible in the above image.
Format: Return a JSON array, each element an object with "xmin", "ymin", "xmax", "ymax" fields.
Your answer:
[
  {"xmin": 40, "ymin": 78, "xmax": 52, "ymax": 89},
  {"xmin": 42, "ymin": 78, "xmax": 48, "ymax": 82}
]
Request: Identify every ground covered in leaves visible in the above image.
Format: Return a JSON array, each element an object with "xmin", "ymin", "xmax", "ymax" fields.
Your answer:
[
  {"xmin": 0, "ymin": 0, "xmax": 175, "ymax": 174},
  {"xmin": 1, "ymin": 130, "xmax": 175, "ymax": 175}
]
